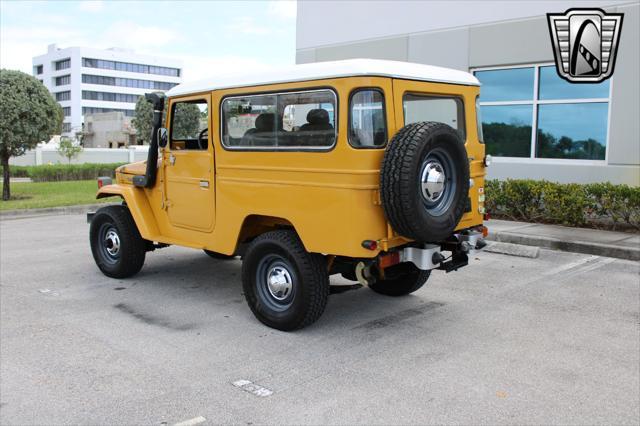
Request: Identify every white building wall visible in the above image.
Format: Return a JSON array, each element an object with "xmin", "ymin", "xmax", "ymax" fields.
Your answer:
[
  {"xmin": 296, "ymin": 0, "xmax": 640, "ymax": 186},
  {"xmin": 32, "ymin": 44, "xmax": 182, "ymax": 137}
]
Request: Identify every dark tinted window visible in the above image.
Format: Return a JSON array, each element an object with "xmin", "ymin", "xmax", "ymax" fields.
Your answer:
[
  {"xmin": 481, "ymin": 105, "xmax": 533, "ymax": 157},
  {"xmin": 538, "ymin": 65, "xmax": 610, "ymax": 100},
  {"xmin": 536, "ymin": 103, "xmax": 608, "ymax": 160},
  {"xmin": 475, "ymin": 67, "xmax": 534, "ymax": 102}
]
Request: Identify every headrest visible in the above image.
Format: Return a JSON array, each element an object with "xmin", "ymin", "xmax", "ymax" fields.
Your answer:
[
  {"xmin": 306, "ymin": 109, "xmax": 329, "ymax": 125},
  {"xmin": 255, "ymin": 113, "xmax": 274, "ymax": 131}
]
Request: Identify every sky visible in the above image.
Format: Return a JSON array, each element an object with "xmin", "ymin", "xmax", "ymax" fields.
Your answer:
[{"xmin": 0, "ymin": 0, "xmax": 297, "ymax": 81}]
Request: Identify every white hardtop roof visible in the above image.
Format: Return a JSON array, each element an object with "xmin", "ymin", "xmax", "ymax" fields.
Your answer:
[{"xmin": 166, "ymin": 59, "xmax": 479, "ymax": 97}]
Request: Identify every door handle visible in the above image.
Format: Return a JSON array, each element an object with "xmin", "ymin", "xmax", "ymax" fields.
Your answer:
[{"xmin": 199, "ymin": 180, "xmax": 209, "ymax": 188}]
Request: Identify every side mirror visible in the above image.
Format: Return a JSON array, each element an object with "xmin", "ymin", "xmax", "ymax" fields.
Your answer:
[{"xmin": 158, "ymin": 128, "xmax": 168, "ymax": 148}]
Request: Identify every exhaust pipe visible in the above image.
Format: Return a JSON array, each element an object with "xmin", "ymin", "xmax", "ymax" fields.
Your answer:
[{"xmin": 133, "ymin": 93, "xmax": 165, "ymax": 188}]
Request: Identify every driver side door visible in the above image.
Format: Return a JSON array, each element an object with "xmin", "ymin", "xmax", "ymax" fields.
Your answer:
[{"xmin": 163, "ymin": 95, "xmax": 215, "ymax": 232}]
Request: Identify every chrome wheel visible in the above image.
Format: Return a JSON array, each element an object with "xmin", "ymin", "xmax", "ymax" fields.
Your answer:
[
  {"xmin": 267, "ymin": 265, "xmax": 293, "ymax": 301},
  {"xmin": 98, "ymin": 223, "xmax": 121, "ymax": 264},
  {"xmin": 256, "ymin": 254, "xmax": 296, "ymax": 311},
  {"xmin": 418, "ymin": 148, "xmax": 457, "ymax": 216},
  {"xmin": 420, "ymin": 161, "xmax": 445, "ymax": 203}
]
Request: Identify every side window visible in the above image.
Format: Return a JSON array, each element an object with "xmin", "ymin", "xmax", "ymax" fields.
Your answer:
[
  {"xmin": 221, "ymin": 89, "xmax": 336, "ymax": 149},
  {"xmin": 170, "ymin": 100, "xmax": 208, "ymax": 150},
  {"xmin": 349, "ymin": 89, "xmax": 387, "ymax": 148},
  {"xmin": 403, "ymin": 94, "xmax": 465, "ymax": 140}
]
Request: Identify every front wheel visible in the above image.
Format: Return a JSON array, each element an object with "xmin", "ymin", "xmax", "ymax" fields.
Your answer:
[
  {"xmin": 368, "ymin": 263, "xmax": 430, "ymax": 296},
  {"xmin": 242, "ymin": 230, "xmax": 329, "ymax": 331},
  {"xmin": 90, "ymin": 205, "xmax": 146, "ymax": 278}
]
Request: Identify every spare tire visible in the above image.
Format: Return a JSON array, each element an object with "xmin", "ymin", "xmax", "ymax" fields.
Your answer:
[{"xmin": 380, "ymin": 121, "xmax": 469, "ymax": 242}]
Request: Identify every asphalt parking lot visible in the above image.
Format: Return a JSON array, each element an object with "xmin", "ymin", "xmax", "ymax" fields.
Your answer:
[{"xmin": 1, "ymin": 214, "xmax": 639, "ymax": 425}]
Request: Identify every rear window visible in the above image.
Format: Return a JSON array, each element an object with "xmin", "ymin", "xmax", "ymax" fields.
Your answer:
[
  {"xmin": 221, "ymin": 89, "xmax": 336, "ymax": 149},
  {"xmin": 403, "ymin": 94, "xmax": 466, "ymax": 140},
  {"xmin": 349, "ymin": 89, "xmax": 387, "ymax": 148}
]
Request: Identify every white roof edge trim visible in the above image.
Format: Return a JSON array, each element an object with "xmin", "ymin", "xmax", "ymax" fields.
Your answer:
[{"xmin": 166, "ymin": 59, "xmax": 479, "ymax": 97}]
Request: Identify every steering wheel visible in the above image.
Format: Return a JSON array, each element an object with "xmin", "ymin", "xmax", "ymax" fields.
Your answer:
[{"xmin": 198, "ymin": 128, "xmax": 208, "ymax": 150}]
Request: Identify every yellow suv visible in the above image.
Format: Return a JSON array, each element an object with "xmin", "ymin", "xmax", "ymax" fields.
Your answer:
[{"xmin": 88, "ymin": 59, "xmax": 488, "ymax": 330}]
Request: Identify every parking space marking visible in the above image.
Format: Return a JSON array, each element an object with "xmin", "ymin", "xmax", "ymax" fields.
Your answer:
[
  {"xmin": 232, "ymin": 379, "xmax": 274, "ymax": 397},
  {"xmin": 174, "ymin": 416, "xmax": 206, "ymax": 426}
]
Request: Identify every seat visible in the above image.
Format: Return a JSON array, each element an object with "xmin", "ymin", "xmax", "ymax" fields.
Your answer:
[
  {"xmin": 241, "ymin": 113, "xmax": 283, "ymax": 146},
  {"xmin": 297, "ymin": 109, "xmax": 334, "ymax": 147}
]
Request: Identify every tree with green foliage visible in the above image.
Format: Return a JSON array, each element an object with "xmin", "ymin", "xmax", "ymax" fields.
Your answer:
[
  {"xmin": 132, "ymin": 96, "xmax": 202, "ymax": 144},
  {"xmin": 0, "ymin": 69, "xmax": 62, "ymax": 200},
  {"xmin": 58, "ymin": 137, "xmax": 83, "ymax": 164},
  {"xmin": 132, "ymin": 96, "xmax": 155, "ymax": 145},
  {"xmin": 172, "ymin": 103, "xmax": 202, "ymax": 138}
]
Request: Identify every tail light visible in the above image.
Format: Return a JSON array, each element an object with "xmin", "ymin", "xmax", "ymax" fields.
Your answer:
[{"xmin": 97, "ymin": 176, "xmax": 112, "ymax": 189}]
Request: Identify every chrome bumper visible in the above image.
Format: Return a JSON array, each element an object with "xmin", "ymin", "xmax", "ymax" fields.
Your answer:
[{"xmin": 400, "ymin": 230, "xmax": 486, "ymax": 271}]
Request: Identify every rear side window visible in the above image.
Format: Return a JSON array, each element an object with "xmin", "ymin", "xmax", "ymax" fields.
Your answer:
[
  {"xmin": 221, "ymin": 89, "xmax": 336, "ymax": 149},
  {"xmin": 403, "ymin": 94, "xmax": 466, "ymax": 140},
  {"xmin": 349, "ymin": 89, "xmax": 387, "ymax": 148}
]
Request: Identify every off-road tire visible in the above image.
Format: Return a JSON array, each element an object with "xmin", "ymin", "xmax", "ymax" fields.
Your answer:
[
  {"xmin": 380, "ymin": 121, "xmax": 469, "ymax": 242},
  {"xmin": 242, "ymin": 230, "xmax": 329, "ymax": 331},
  {"xmin": 203, "ymin": 250, "xmax": 235, "ymax": 260},
  {"xmin": 90, "ymin": 205, "xmax": 146, "ymax": 278},
  {"xmin": 369, "ymin": 263, "xmax": 431, "ymax": 297}
]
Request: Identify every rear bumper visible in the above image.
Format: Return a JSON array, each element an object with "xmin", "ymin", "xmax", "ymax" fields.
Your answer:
[{"xmin": 399, "ymin": 229, "xmax": 486, "ymax": 271}]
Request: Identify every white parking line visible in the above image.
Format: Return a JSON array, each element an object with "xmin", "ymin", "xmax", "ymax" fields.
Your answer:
[
  {"xmin": 174, "ymin": 416, "xmax": 206, "ymax": 426},
  {"xmin": 233, "ymin": 379, "xmax": 274, "ymax": 397}
]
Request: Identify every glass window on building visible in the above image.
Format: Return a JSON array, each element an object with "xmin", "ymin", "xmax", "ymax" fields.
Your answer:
[
  {"xmin": 474, "ymin": 65, "xmax": 610, "ymax": 160},
  {"xmin": 55, "ymin": 58, "xmax": 70, "ymax": 70},
  {"xmin": 55, "ymin": 75, "xmax": 70, "ymax": 86},
  {"xmin": 55, "ymin": 91, "xmax": 71, "ymax": 101},
  {"xmin": 34, "ymin": 65, "xmax": 43, "ymax": 75}
]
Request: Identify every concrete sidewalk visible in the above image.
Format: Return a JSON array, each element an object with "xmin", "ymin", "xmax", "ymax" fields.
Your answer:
[{"xmin": 486, "ymin": 219, "xmax": 640, "ymax": 261}]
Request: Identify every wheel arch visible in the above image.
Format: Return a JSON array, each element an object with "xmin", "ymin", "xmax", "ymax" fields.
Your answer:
[
  {"xmin": 96, "ymin": 184, "xmax": 160, "ymax": 240},
  {"xmin": 235, "ymin": 214, "xmax": 300, "ymax": 251}
]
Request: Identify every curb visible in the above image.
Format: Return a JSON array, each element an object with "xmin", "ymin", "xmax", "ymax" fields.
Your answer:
[
  {"xmin": 0, "ymin": 203, "xmax": 117, "ymax": 220},
  {"xmin": 487, "ymin": 231, "xmax": 640, "ymax": 261}
]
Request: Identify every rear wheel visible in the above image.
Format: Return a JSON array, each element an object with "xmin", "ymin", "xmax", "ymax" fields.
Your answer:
[
  {"xmin": 368, "ymin": 263, "xmax": 430, "ymax": 297},
  {"xmin": 242, "ymin": 230, "xmax": 329, "ymax": 331},
  {"xmin": 90, "ymin": 205, "xmax": 146, "ymax": 278},
  {"xmin": 203, "ymin": 250, "xmax": 235, "ymax": 260}
]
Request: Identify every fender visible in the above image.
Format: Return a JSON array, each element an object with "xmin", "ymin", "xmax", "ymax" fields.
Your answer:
[{"xmin": 97, "ymin": 184, "xmax": 161, "ymax": 241}]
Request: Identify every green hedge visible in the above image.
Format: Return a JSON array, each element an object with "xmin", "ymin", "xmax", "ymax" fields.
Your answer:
[
  {"xmin": 486, "ymin": 179, "xmax": 640, "ymax": 230},
  {"xmin": 9, "ymin": 163, "xmax": 125, "ymax": 182}
]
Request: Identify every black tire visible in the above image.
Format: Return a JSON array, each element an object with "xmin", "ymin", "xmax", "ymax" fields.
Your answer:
[
  {"xmin": 380, "ymin": 121, "xmax": 469, "ymax": 242},
  {"xmin": 242, "ymin": 230, "xmax": 329, "ymax": 331},
  {"xmin": 203, "ymin": 250, "xmax": 235, "ymax": 260},
  {"xmin": 90, "ymin": 205, "xmax": 146, "ymax": 278},
  {"xmin": 369, "ymin": 263, "xmax": 430, "ymax": 297}
]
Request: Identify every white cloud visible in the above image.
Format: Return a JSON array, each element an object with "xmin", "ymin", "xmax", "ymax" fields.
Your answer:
[
  {"xmin": 224, "ymin": 16, "xmax": 273, "ymax": 36},
  {"xmin": 0, "ymin": 26, "xmax": 87, "ymax": 72},
  {"xmin": 177, "ymin": 54, "xmax": 274, "ymax": 82},
  {"xmin": 267, "ymin": 1, "xmax": 297, "ymax": 20},
  {"xmin": 101, "ymin": 21, "xmax": 183, "ymax": 50},
  {"xmin": 78, "ymin": 1, "xmax": 104, "ymax": 13}
]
